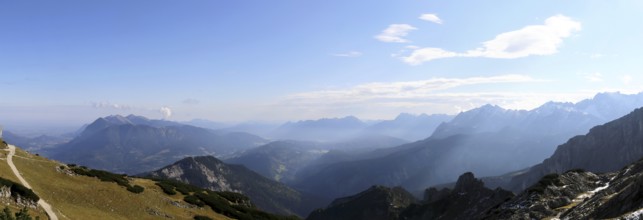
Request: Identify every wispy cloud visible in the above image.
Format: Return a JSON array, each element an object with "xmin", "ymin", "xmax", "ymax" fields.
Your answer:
[
  {"xmin": 375, "ymin": 24, "xmax": 417, "ymax": 43},
  {"xmin": 419, "ymin": 13, "xmax": 443, "ymax": 24},
  {"xmin": 273, "ymin": 74, "xmax": 594, "ymax": 119},
  {"xmin": 332, "ymin": 51, "xmax": 363, "ymax": 57},
  {"xmin": 590, "ymin": 53, "xmax": 604, "ymax": 59},
  {"xmin": 286, "ymin": 74, "xmax": 540, "ymax": 102},
  {"xmin": 584, "ymin": 72, "xmax": 603, "ymax": 82},
  {"xmin": 402, "ymin": 15, "xmax": 581, "ymax": 65},
  {"xmin": 182, "ymin": 98, "xmax": 200, "ymax": 105},
  {"xmin": 91, "ymin": 101, "xmax": 131, "ymax": 110}
]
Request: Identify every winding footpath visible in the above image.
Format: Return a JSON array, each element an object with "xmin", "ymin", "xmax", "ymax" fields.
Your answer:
[{"xmin": 6, "ymin": 144, "xmax": 59, "ymax": 220}]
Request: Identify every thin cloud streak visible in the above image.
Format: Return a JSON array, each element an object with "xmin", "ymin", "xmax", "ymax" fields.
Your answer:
[
  {"xmin": 286, "ymin": 74, "xmax": 541, "ymax": 103},
  {"xmin": 332, "ymin": 51, "xmax": 363, "ymax": 57}
]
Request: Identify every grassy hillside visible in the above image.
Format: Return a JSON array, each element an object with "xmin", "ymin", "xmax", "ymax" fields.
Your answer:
[
  {"xmin": 1, "ymin": 139, "xmax": 233, "ymax": 220},
  {"xmin": 0, "ymin": 138, "xmax": 48, "ymax": 219}
]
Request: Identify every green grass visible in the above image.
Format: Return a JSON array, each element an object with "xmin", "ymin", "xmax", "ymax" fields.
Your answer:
[
  {"xmin": 68, "ymin": 166, "xmax": 144, "ymax": 194},
  {"xmin": 10, "ymin": 147, "xmax": 231, "ymax": 220}
]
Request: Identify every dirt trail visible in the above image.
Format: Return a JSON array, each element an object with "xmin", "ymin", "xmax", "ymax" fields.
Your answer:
[{"xmin": 6, "ymin": 144, "xmax": 59, "ymax": 220}]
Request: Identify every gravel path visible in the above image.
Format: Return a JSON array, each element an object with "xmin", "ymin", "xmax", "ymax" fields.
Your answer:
[{"xmin": 6, "ymin": 144, "xmax": 59, "ymax": 220}]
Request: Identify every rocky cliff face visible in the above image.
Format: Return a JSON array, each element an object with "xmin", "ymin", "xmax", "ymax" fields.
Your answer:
[
  {"xmin": 485, "ymin": 158, "xmax": 643, "ymax": 219},
  {"xmin": 400, "ymin": 172, "xmax": 514, "ymax": 220},
  {"xmin": 509, "ymin": 107, "xmax": 643, "ymax": 192},
  {"xmin": 306, "ymin": 172, "xmax": 514, "ymax": 220},
  {"xmin": 306, "ymin": 185, "xmax": 416, "ymax": 220}
]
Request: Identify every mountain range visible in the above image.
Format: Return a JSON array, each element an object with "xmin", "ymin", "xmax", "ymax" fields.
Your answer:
[
  {"xmin": 269, "ymin": 114, "xmax": 452, "ymax": 142},
  {"xmin": 304, "ymin": 92, "xmax": 643, "ymax": 220},
  {"xmin": 292, "ymin": 92, "xmax": 643, "ymax": 201},
  {"xmin": 46, "ymin": 115, "xmax": 267, "ymax": 174},
  {"xmin": 1, "ymin": 91, "xmax": 643, "ymax": 219},
  {"xmin": 507, "ymin": 105, "xmax": 643, "ymax": 192}
]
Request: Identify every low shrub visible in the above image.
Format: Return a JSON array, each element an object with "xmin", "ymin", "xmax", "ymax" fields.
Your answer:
[
  {"xmin": 126, "ymin": 185, "xmax": 145, "ymax": 194},
  {"xmin": 193, "ymin": 215, "xmax": 212, "ymax": 220},
  {"xmin": 0, "ymin": 177, "xmax": 40, "ymax": 202},
  {"xmin": 155, "ymin": 182, "xmax": 177, "ymax": 195},
  {"xmin": 71, "ymin": 167, "xmax": 143, "ymax": 194}
]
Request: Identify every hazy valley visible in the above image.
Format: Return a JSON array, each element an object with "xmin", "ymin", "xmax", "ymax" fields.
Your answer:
[{"xmin": 2, "ymin": 92, "xmax": 643, "ymax": 219}]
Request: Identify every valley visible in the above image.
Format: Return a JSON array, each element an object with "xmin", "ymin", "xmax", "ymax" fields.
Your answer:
[{"xmin": 2, "ymin": 92, "xmax": 643, "ymax": 219}]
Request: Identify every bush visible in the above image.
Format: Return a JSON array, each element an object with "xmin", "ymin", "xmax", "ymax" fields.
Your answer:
[
  {"xmin": 153, "ymin": 179, "xmax": 204, "ymax": 196},
  {"xmin": 216, "ymin": 191, "xmax": 249, "ymax": 204},
  {"xmin": 1, "ymin": 206, "xmax": 37, "ymax": 220},
  {"xmin": 0, "ymin": 177, "xmax": 40, "ymax": 202},
  {"xmin": 184, "ymin": 195, "xmax": 205, "ymax": 207},
  {"xmin": 155, "ymin": 182, "xmax": 177, "ymax": 195},
  {"xmin": 71, "ymin": 167, "xmax": 143, "ymax": 194},
  {"xmin": 126, "ymin": 185, "xmax": 145, "ymax": 194},
  {"xmin": 194, "ymin": 215, "xmax": 212, "ymax": 220},
  {"xmin": 149, "ymin": 179, "xmax": 299, "ymax": 220}
]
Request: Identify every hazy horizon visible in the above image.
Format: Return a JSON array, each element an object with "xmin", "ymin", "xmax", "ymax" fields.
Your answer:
[{"xmin": 2, "ymin": 1, "xmax": 643, "ymax": 127}]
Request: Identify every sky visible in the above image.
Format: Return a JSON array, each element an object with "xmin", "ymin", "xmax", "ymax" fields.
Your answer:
[{"xmin": 1, "ymin": 0, "xmax": 643, "ymax": 130}]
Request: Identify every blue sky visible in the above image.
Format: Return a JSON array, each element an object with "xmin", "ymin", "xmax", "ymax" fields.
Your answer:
[{"xmin": 1, "ymin": 0, "xmax": 642, "ymax": 127}]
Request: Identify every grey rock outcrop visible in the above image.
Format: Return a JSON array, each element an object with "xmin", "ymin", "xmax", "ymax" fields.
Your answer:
[
  {"xmin": 509, "ymin": 107, "xmax": 643, "ymax": 192},
  {"xmin": 400, "ymin": 172, "xmax": 514, "ymax": 220}
]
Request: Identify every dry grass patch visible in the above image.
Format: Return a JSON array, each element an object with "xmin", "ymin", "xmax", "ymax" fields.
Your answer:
[{"xmin": 12, "ymin": 147, "xmax": 230, "ymax": 220}]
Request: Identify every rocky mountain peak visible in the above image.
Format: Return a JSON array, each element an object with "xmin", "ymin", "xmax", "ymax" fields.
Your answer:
[{"xmin": 454, "ymin": 172, "xmax": 485, "ymax": 193}]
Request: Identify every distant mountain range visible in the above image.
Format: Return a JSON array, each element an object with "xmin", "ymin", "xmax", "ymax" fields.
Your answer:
[
  {"xmin": 146, "ymin": 155, "xmax": 323, "ymax": 217},
  {"xmin": 270, "ymin": 116, "xmax": 369, "ymax": 141},
  {"xmin": 293, "ymin": 92, "xmax": 643, "ymax": 200},
  {"xmin": 366, "ymin": 113, "xmax": 453, "ymax": 141},
  {"xmin": 507, "ymin": 105, "xmax": 643, "ymax": 192},
  {"xmin": 1, "ymin": 130, "xmax": 70, "ymax": 151},
  {"xmin": 270, "ymin": 114, "xmax": 453, "ymax": 142},
  {"xmin": 225, "ymin": 135, "xmax": 407, "ymax": 183},
  {"xmin": 47, "ymin": 115, "xmax": 267, "ymax": 174}
]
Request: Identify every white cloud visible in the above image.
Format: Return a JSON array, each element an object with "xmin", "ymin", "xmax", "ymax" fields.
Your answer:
[
  {"xmin": 401, "ymin": 47, "xmax": 460, "ymax": 65},
  {"xmin": 375, "ymin": 24, "xmax": 417, "ymax": 43},
  {"xmin": 419, "ymin": 13, "xmax": 443, "ymax": 24},
  {"xmin": 160, "ymin": 106, "xmax": 172, "ymax": 119},
  {"xmin": 623, "ymin": 75, "xmax": 633, "ymax": 85},
  {"xmin": 401, "ymin": 15, "xmax": 581, "ymax": 65},
  {"xmin": 332, "ymin": 51, "xmax": 363, "ymax": 57}
]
